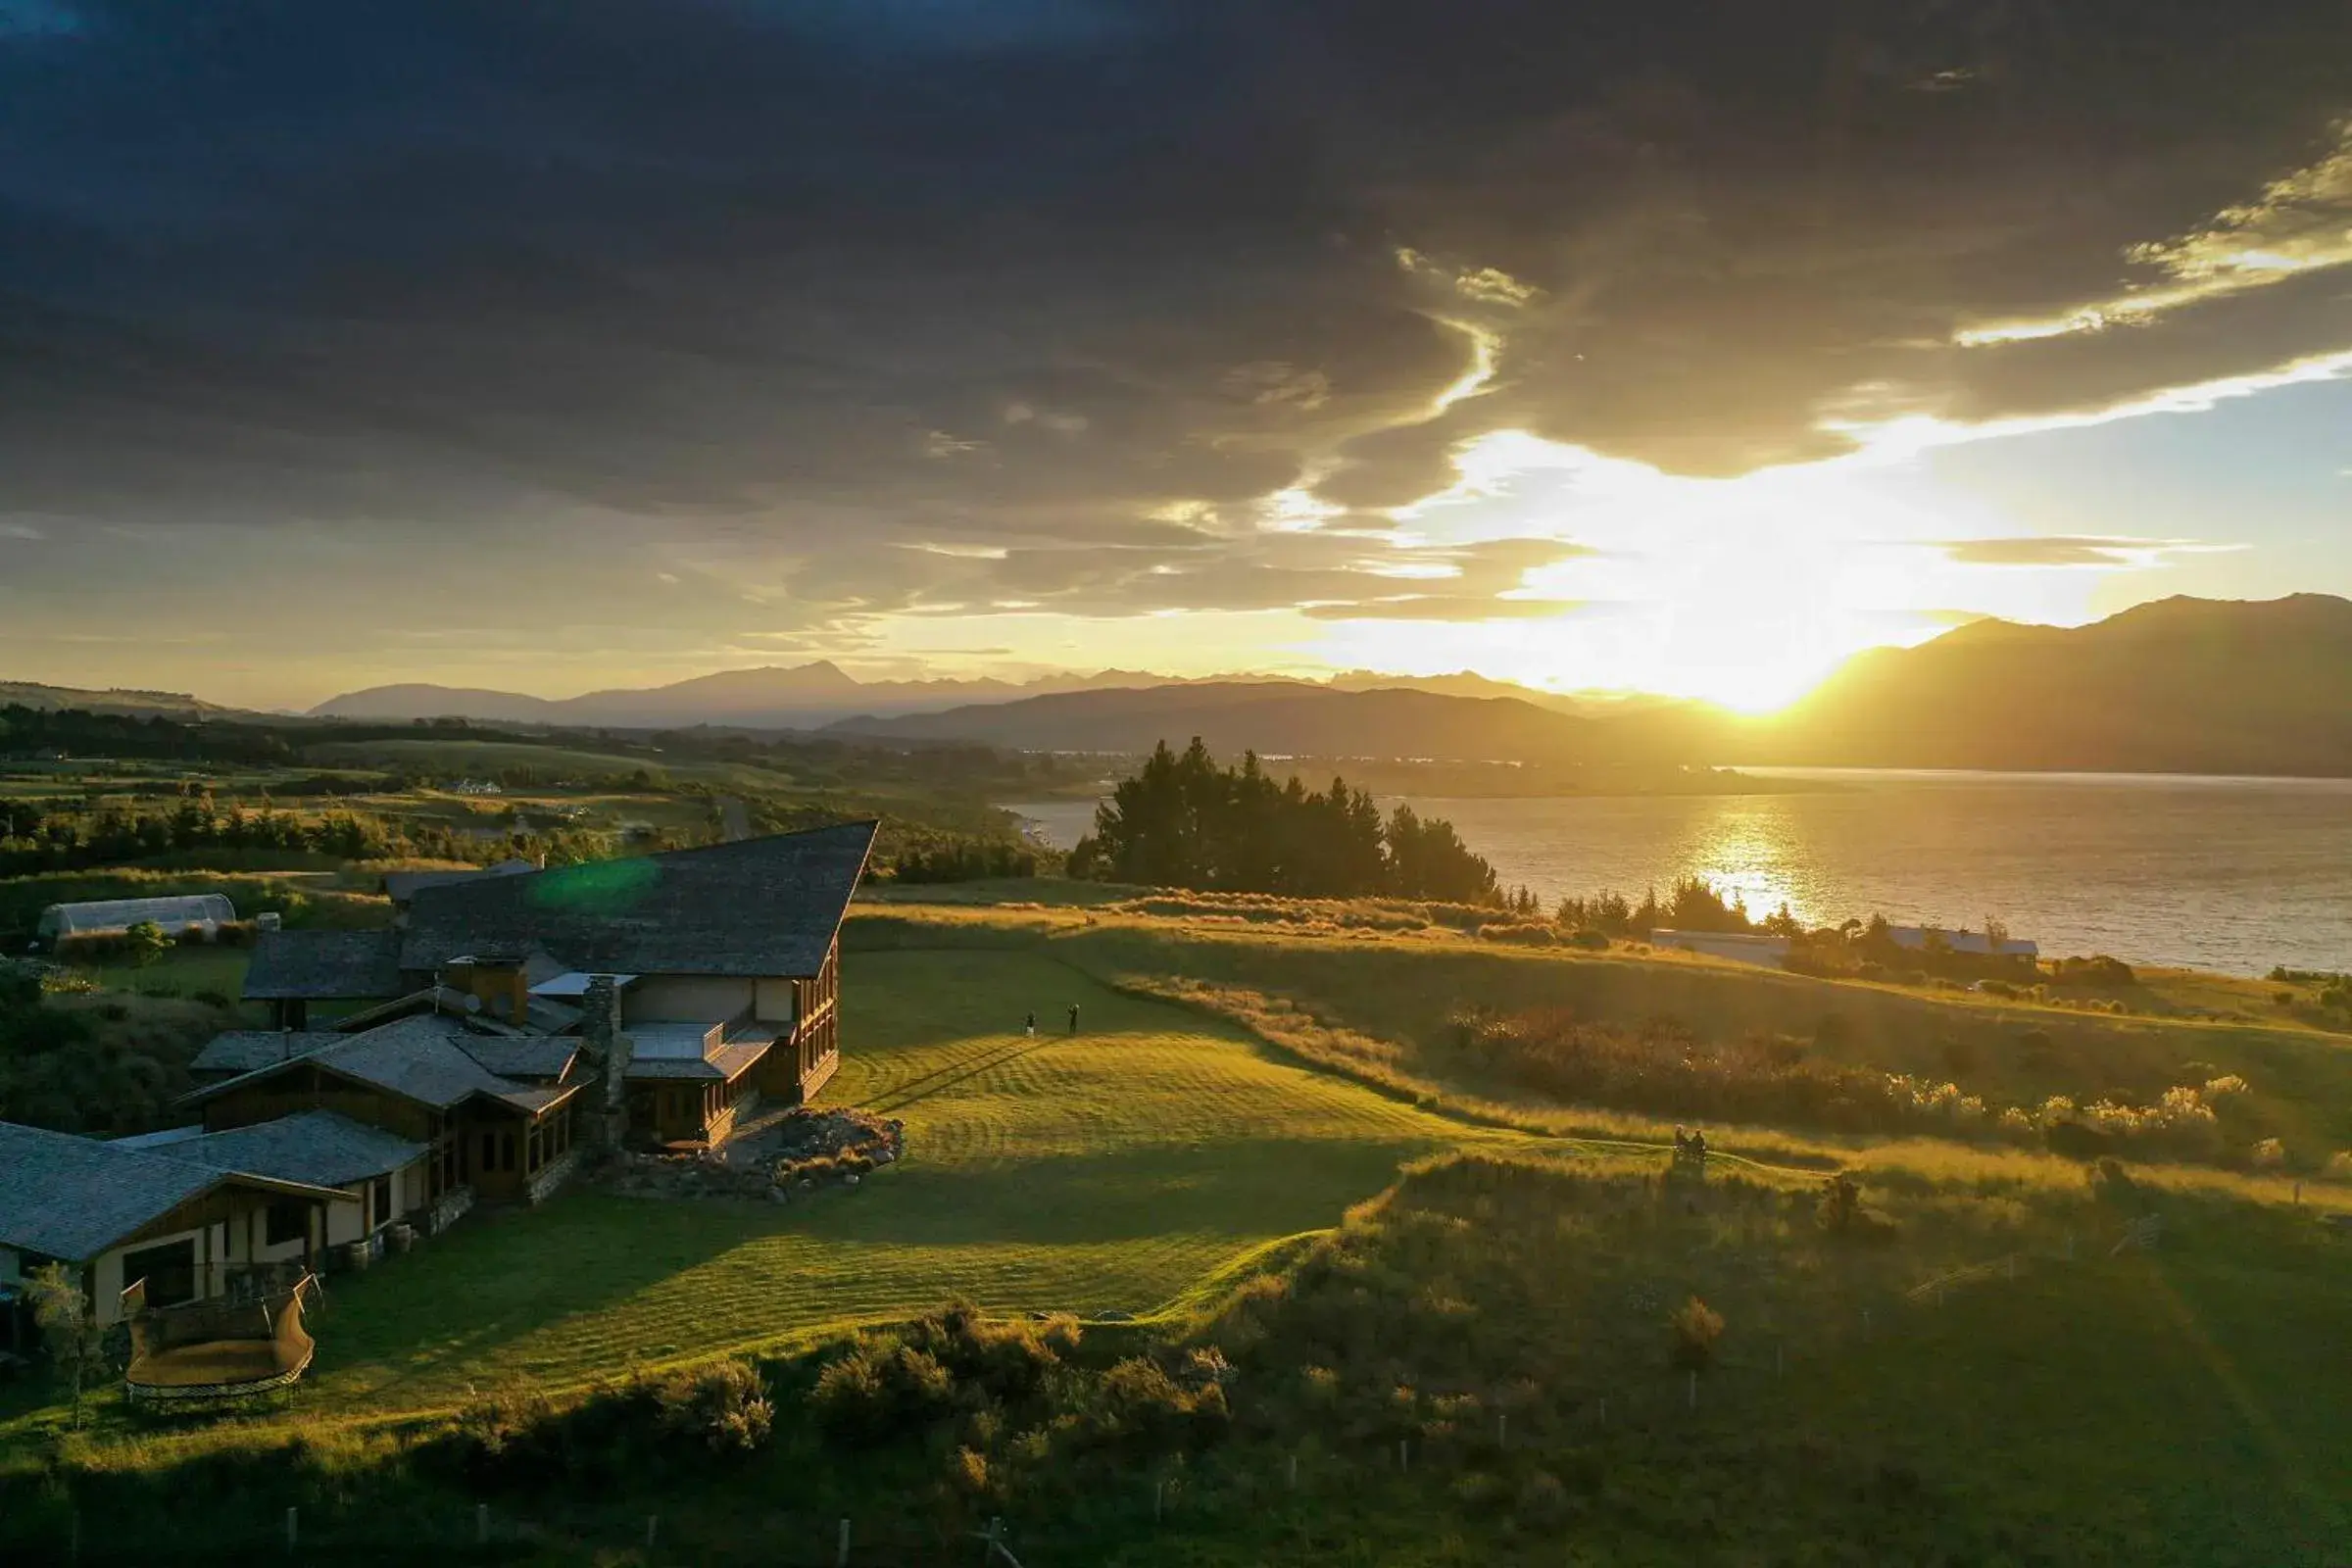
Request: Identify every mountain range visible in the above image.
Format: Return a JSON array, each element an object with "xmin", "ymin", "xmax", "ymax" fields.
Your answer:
[
  {"xmin": 1756, "ymin": 592, "xmax": 2352, "ymax": 776},
  {"xmin": 827, "ymin": 594, "xmax": 2352, "ymax": 775},
  {"xmin": 11, "ymin": 595, "xmax": 2351, "ymax": 777},
  {"xmin": 307, "ymin": 664, "xmax": 1624, "ymax": 730}
]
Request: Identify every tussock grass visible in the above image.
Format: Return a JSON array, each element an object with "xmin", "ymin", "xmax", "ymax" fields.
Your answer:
[{"xmin": 849, "ymin": 900, "xmax": 2352, "ymax": 1169}]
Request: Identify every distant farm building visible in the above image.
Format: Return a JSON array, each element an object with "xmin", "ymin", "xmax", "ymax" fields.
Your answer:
[
  {"xmin": 1886, "ymin": 925, "xmax": 2038, "ymax": 959},
  {"xmin": 36, "ymin": 893, "xmax": 235, "ymax": 945},
  {"xmin": 1648, "ymin": 930, "xmax": 1791, "ymax": 968}
]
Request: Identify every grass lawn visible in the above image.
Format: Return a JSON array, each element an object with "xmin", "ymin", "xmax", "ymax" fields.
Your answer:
[
  {"xmin": 78, "ymin": 944, "xmax": 253, "ymax": 1001},
  {"xmin": 297, "ymin": 948, "xmax": 1506, "ymax": 1415}
]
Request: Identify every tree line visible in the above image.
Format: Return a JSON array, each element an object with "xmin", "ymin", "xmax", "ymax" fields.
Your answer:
[
  {"xmin": 1067, "ymin": 739, "xmax": 1502, "ymax": 903},
  {"xmin": 0, "ymin": 794, "xmax": 628, "ymax": 877}
]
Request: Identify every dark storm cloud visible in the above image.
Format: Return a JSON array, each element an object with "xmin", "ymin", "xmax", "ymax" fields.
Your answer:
[{"xmin": 3, "ymin": 0, "xmax": 2350, "ymax": 632}]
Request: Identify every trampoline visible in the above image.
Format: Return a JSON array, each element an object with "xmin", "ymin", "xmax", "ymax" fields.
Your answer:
[{"xmin": 122, "ymin": 1276, "xmax": 316, "ymax": 1407}]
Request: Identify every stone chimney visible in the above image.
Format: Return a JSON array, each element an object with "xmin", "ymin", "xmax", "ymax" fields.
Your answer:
[{"xmin": 580, "ymin": 975, "xmax": 633, "ymax": 1150}]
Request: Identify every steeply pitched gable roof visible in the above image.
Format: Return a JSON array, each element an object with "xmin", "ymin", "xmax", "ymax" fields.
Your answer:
[
  {"xmin": 399, "ymin": 820, "xmax": 877, "ymax": 978},
  {"xmin": 242, "ymin": 929, "xmax": 404, "ymax": 1001},
  {"xmin": 0, "ymin": 1122, "xmax": 350, "ymax": 1263}
]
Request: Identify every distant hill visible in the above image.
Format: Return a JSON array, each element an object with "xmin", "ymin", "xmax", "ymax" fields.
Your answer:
[
  {"xmin": 312, "ymin": 663, "xmax": 1176, "ymax": 729},
  {"xmin": 827, "ymin": 682, "xmax": 1638, "ymax": 764},
  {"xmin": 1757, "ymin": 594, "xmax": 2352, "ymax": 776},
  {"xmin": 0, "ymin": 681, "xmax": 241, "ymax": 719},
  {"xmin": 309, "ymin": 663, "xmax": 1621, "ymax": 731},
  {"xmin": 32, "ymin": 593, "xmax": 2352, "ymax": 776}
]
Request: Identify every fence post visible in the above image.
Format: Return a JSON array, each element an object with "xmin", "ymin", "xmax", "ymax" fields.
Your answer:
[
  {"xmin": 476, "ymin": 1502, "xmax": 489, "ymax": 1545},
  {"xmin": 646, "ymin": 1515, "xmax": 660, "ymax": 1548},
  {"xmin": 1496, "ymin": 1411, "xmax": 1507, "ymax": 1450},
  {"xmin": 1397, "ymin": 1438, "xmax": 1409, "ymax": 1473},
  {"xmin": 1597, "ymin": 1396, "xmax": 1607, "ymax": 1427},
  {"xmin": 1153, "ymin": 1479, "xmax": 1164, "ymax": 1523},
  {"xmin": 837, "ymin": 1516, "xmax": 852, "ymax": 1567},
  {"xmin": 1687, "ymin": 1370, "xmax": 1697, "ymax": 1410},
  {"xmin": 1287, "ymin": 1452, "xmax": 1298, "ymax": 1490},
  {"xmin": 284, "ymin": 1506, "xmax": 297, "ymax": 1552}
]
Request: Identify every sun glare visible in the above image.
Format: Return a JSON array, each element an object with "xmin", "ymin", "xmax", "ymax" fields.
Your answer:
[{"xmin": 1356, "ymin": 429, "xmax": 1993, "ymax": 711}]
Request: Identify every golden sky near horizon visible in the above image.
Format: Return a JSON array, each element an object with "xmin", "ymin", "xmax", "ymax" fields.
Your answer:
[{"xmin": 3, "ymin": 4, "xmax": 2349, "ymax": 712}]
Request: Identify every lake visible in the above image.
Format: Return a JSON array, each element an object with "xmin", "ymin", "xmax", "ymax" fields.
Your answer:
[{"xmin": 1003, "ymin": 770, "xmax": 2352, "ymax": 976}]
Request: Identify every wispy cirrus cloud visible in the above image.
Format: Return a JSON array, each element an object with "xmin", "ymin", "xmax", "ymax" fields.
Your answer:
[{"xmin": 1931, "ymin": 535, "xmax": 2238, "ymax": 569}]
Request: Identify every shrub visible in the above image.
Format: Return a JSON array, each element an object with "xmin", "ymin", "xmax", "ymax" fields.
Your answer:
[
  {"xmin": 455, "ymin": 1382, "xmax": 559, "ymax": 1465},
  {"xmin": 123, "ymin": 921, "xmax": 172, "ymax": 967},
  {"xmin": 2247, "ymin": 1137, "xmax": 2287, "ymax": 1170},
  {"xmin": 2044, "ymin": 1118, "xmax": 2115, "ymax": 1162},
  {"xmin": 903, "ymin": 1298, "xmax": 1080, "ymax": 1405},
  {"xmin": 656, "ymin": 1358, "xmax": 774, "ymax": 1453},
  {"xmin": 810, "ymin": 1342, "xmax": 957, "ymax": 1445},
  {"xmin": 1668, "ymin": 1296, "xmax": 1725, "ymax": 1370},
  {"xmin": 1070, "ymin": 1355, "xmax": 1230, "ymax": 1458},
  {"xmin": 2052, "ymin": 955, "xmax": 2134, "ymax": 987},
  {"xmin": 1514, "ymin": 1470, "xmax": 1570, "ymax": 1527},
  {"xmin": 1453, "ymin": 1005, "xmax": 1991, "ymax": 1139},
  {"xmin": 1565, "ymin": 928, "xmax": 1609, "ymax": 951},
  {"xmin": 1819, "ymin": 1171, "xmax": 1863, "ymax": 1234},
  {"xmin": 948, "ymin": 1445, "xmax": 996, "ymax": 1499},
  {"xmin": 1475, "ymin": 921, "xmax": 1558, "ymax": 947}
]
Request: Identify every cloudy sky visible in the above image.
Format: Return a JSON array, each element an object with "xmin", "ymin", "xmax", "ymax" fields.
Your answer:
[{"xmin": 4, "ymin": 0, "xmax": 2349, "ymax": 710}]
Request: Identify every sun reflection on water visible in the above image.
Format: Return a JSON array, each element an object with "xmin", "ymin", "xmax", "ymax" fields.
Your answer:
[{"xmin": 1676, "ymin": 800, "xmax": 1818, "ymax": 926}]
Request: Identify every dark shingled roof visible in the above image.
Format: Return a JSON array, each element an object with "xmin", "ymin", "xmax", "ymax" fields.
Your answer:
[
  {"xmin": 382, "ymin": 859, "xmax": 536, "ymax": 905},
  {"xmin": 181, "ymin": 1110, "xmax": 427, "ymax": 1190},
  {"xmin": 242, "ymin": 929, "xmax": 404, "ymax": 1001},
  {"xmin": 0, "ymin": 1122, "xmax": 349, "ymax": 1262},
  {"xmin": 623, "ymin": 1038, "xmax": 772, "ymax": 1082},
  {"xmin": 399, "ymin": 820, "xmax": 877, "ymax": 978},
  {"xmin": 190, "ymin": 1030, "xmax": 346, "ymax": 1077},
  {"xmin": 456, "ymin": 1034, "xmax": 580, "ymax": 1082},
  {"xmin": 184, "ymin": 1015, "xmax": 574, "ymax": 1115}
]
